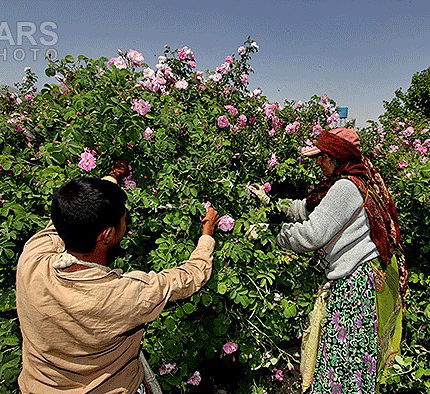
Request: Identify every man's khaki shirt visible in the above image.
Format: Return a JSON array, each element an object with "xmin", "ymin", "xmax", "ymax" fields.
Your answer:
[{"xmin": 16, "ymin": 223, "xmax": 215, "ymax": 393}]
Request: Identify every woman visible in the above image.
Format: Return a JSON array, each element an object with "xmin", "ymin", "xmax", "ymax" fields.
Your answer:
[{"xmin": 275, "ymin": 128, "xmax": 407, "ymax": 393}]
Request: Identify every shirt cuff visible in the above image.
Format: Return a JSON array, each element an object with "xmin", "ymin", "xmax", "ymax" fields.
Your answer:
[{"xmin": 197, "ymin": 234, "xmax": 216, "ymax": 252}]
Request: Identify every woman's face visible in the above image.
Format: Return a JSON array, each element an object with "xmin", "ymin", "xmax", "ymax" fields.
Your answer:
[{"xmin": 316, "ymin": 153, "xmax": 337, "ymax": 177}]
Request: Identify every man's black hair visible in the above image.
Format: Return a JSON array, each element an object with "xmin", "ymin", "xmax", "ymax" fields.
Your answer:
[{"xmin": 51, "ymin": 177, "xmax": 127, "ymax": 253}]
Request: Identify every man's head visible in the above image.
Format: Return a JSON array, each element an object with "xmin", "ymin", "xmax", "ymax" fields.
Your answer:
[{"xmin": 51, "ymin": 177, "xmax": 127, "ymax": 254}]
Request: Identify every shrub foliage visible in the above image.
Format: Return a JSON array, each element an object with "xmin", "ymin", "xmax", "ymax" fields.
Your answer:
[{"xmin": 1, "ymin": 40, "xmax": 429, "ymax": 393}]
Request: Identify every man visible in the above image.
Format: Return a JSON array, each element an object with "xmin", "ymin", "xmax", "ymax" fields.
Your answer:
[{"xmin": 16, "ymin": 162, "xmax": 220, "ymax": 393}]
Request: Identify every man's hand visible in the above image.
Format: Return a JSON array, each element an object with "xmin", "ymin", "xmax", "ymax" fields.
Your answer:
[
  {"xmin": 201, "ymin": 207, "xmax": 220, "ymax": 236},
  {"xmin": 108, "ymin": 160, "xmax": 130, "ymax": 182}
]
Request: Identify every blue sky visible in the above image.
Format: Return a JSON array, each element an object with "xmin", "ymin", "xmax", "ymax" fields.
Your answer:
[{"xmin": 1, "ymin": 0, "xmax": 429, "ymax": 127}]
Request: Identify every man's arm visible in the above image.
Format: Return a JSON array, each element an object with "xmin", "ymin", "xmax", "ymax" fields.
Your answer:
[{"xmin": 106, "ymin": 207, "xmax": 219, "ymax": 331}]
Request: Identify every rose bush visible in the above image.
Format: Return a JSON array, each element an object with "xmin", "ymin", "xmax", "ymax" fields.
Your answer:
[{"xmin": 1, "ymin": 40, "xmax": 429, "ymax": 393}]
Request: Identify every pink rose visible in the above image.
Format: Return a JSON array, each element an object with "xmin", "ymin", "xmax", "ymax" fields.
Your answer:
[
  {"xmin": 187, "ymin": 371, "xmax": 201, "ymax": 386},
  {"xmin": 127, "ymin": 50, "xmax": 145, "ymax": 66},
  {"xmin": 133, "ymin": 99, "xmax": 151, "ymax": 116},
  {"xmin": 263, "ymin": 182, "xmax": 271, "ymax": 193},
  {"xmin": 24, "ymin": 94, "xmax": 33, "ymax": 101},
  {"xmin": 218, "ymin": 215, "xmax": 235, "ymax": 232},
  {"xmin": 310, "ymin": 124, "xmax": 323, "ymax": 137},
  {"xmin": 398, "ymin": 160, "xmax": 408, "ymax": 169},
  {"xmin": 275, "ymin": 369, "xmax": 284, "ymax": 382},
  {"xmin": 178, "ymin": 47, "xmax": 188, "ymax": 60},
  {"xmin": 175, "ymin": 80, "xmax": 188, "ymax": 90},
  {"xmin": 78, "ymin": 151, "xmax": 96, "ymax": 172},
  {"xmin": 402, "ymin": 126, "xmax": 414, "ymax": 137},
  {"xmin": 295, "ymin": 100, "xmax": 302, "ymax": 109},
  {"xmin": 124, "ymin": 179, "xmax": 137, "ymax": 189},
  {"xmin": 327, "ymin": 112, "xmax": 340, "ymax": 125},
  {"xmin": 217, "ymin": 115, "xmax": 229, "ymax": 128},
  {"xmin": 240, "ymin": 74, "xmax": 248, "ymax": 84},
  {"xmin": 113, "ymin": 57, "xmax": 128, "ymax": 69},
  {"xmin": 238, "ymin": 114, "xmax": 247, "ymax": 126},
  {"xmin": 271, "ymin": 116, "xmax": 283, "ymax": 131},
  {"xmin": 142, "ymin": 127, "xmax": 154, "ymax": 140},
  {"xmin": 203, "ymin": 201, "xmax": 212, "ymax": 211},
  {"xmin": 224, "ymin": 105, "xmax": 238, "ymax": 116},
  {"xmin": 159, "ymin": 362, "xmax": 177, "ymax": 375},
  {"xmin": 188, "ymin": 60, "xmax": 196, "ymax": 68},
  {"xmin": 269, "ymin": 129, "xmax": 276, "ymax": 137},
  {"xmin": 222, "ymin": 342, "xmax": 238, "ymax": 354},
  {"xmin": 210, "ymin": 73, "xmax": 222, "ymax": 82},
  {"xmin": 285, "ymin": 121, "xmax": 300, "ymax": 134},
  {"xmin": 225, "ymin": 55, "xmax": 233, "ymax": 64},
  {"xmin": 268, "ymin": 153, "xmax": 277, "ymax": 170},
  {"xmin": 388, "ymin": 145, "xmax": 399, "ymax": 153}
]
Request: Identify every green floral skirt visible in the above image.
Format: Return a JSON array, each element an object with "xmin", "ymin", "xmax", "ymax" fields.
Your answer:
[{"xmin": 310, "ymin": 262, "xmax": 378, "ymax": 393}]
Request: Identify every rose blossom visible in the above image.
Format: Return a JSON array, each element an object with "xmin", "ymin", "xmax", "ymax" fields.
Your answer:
[
  {"xmin": 251, "ymin": 41, "xmax": 259, "ymax": 49},
  {"xmin": 238, "ymin": 114, "xmax": 247, "ymax": 126},
  {"xmin": 240, "ymin": 74, "xmax": 248, "ymax": 84},
  {"xmin": 113, "ymin": 57, "xmax": 128, "ymax": 69},
  {"xmin": 187, "ymin": 371, "xmax": 201, "ymax": 386},
  {"xmin": 224, "ymin": 105, "xmax": 238, "ymax": 116},
  {"xmin": 143, "ymin": 67, "xmax": 155, "ymax": 79},
  {"xmin": 210, "ymin": 73, "xmax": 222, "ymax": 82},
  {"xmin": 238, "ymin": 46, "xmax": 246, "ymax": 55},
  {"xmin": 203, "ymin": 201, "xmax": 212, "ymax": 211},
  {"xmin": 274, "ymin": 369, "xmax": 284, "ymax": 382},
  {"xmin": 24, "ymin": 94, "xmax": 33, "ymax": 101},
  {"xmin": 217, "ymin": 115, "xmax": 229, "ymax": 128},
  {"xmin": 263, "ymin": 182, "xmax": 271, "ymax": 193},
  {"xmin": 268, "ymin": 153, "xmax": 277, "ymax": 170},
  {"xmin": 225, "ymin": 55, "xmax": 233, "ymax": 64},
  {"xmin": 271, "ymin": 115, "xmax": 283, "ymax": 131},
  {"xmin": 310, "ymin": 124, "xmax": 323, "ymax": 137},
  {"xmin": 398, "ymin": 160, "xmax": 408, "ymax": 169},
  {"xmin": 269, "ymin": 129, "xmax": 276, "ymax": 137},
  {"xmin": 175, "ymin": 80, "xmax": 188, "ymax": 90},
  {"xmin": 402, "ymin": 126, "xmax": 414, "ymax": 137},
  {"xmin": 78, "ymin": 151, "xmax": 96, "ymax": 172},
  {"xmin": 188, "ymin": 60, "xmax": 196, "ymax": 68},
  {"xmin": 127, "ymin": 50, "xmax": 145, "ymax": 66},
  {"xmin": 142, "ymin": 127, "xmax": 154, "ymax": 140},
  {"xmin": 159, "ymin": 362, "xmax": 177, "ymax": 375},
  {"xmin": 285, "ymin": 121, "xmax": 300, "ymax": 134},
  {"xmin": 218, "ymin": 215, "xmax": 235, "ymax": 232},
  {"xmin": 222, "ymin": 342, "xmax": 238, "ymax": 354},
  {"xmin": 124, "ymin": 179, "xmax": 137, "ymax": 189},
  {"xmin": 133, "ymin": 99, "xmax": 151, "ymax": 116}
]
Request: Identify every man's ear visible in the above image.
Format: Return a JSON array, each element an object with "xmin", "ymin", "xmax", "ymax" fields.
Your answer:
[{"xmin": 97, "ymin": 226, "xmax": 115, "ymax": 245}]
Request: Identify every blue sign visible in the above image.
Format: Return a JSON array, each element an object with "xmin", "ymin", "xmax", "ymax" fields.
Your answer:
[{"xmin": 336, "ymin": 106, "xmax": 348, "ymax": 119}]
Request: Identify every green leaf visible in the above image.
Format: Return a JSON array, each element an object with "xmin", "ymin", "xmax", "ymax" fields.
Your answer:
[
  {"xmin": 217, "ymin": 282, "xmax": 227, "ymax": 295},
  {"xmin": 182, "ymin": 303, "xmax": 195, "ymax": 314}
]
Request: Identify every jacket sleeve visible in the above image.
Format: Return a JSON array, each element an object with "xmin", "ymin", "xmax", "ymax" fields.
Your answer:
[
  {"xmin": 116, "ymin": 235, "xmax": 215, "ymax": 324},
  {"xmin": 276, "ymin": 179, "xmax": 364, "ymax": 253},
  {"xmin": 284, "ymin": 198, "xmax": 309, "ymax": 222}
]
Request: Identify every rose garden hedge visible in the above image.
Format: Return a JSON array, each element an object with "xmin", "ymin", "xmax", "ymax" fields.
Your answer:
[{"xmin": 1, "ymin": 40, "xmax": 429, "ymax": 393}]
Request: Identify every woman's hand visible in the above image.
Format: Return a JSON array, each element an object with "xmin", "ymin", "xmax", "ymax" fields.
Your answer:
[{"xmin": 248, "ymin": 183, "xmax": 270, "ymax": 205}]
